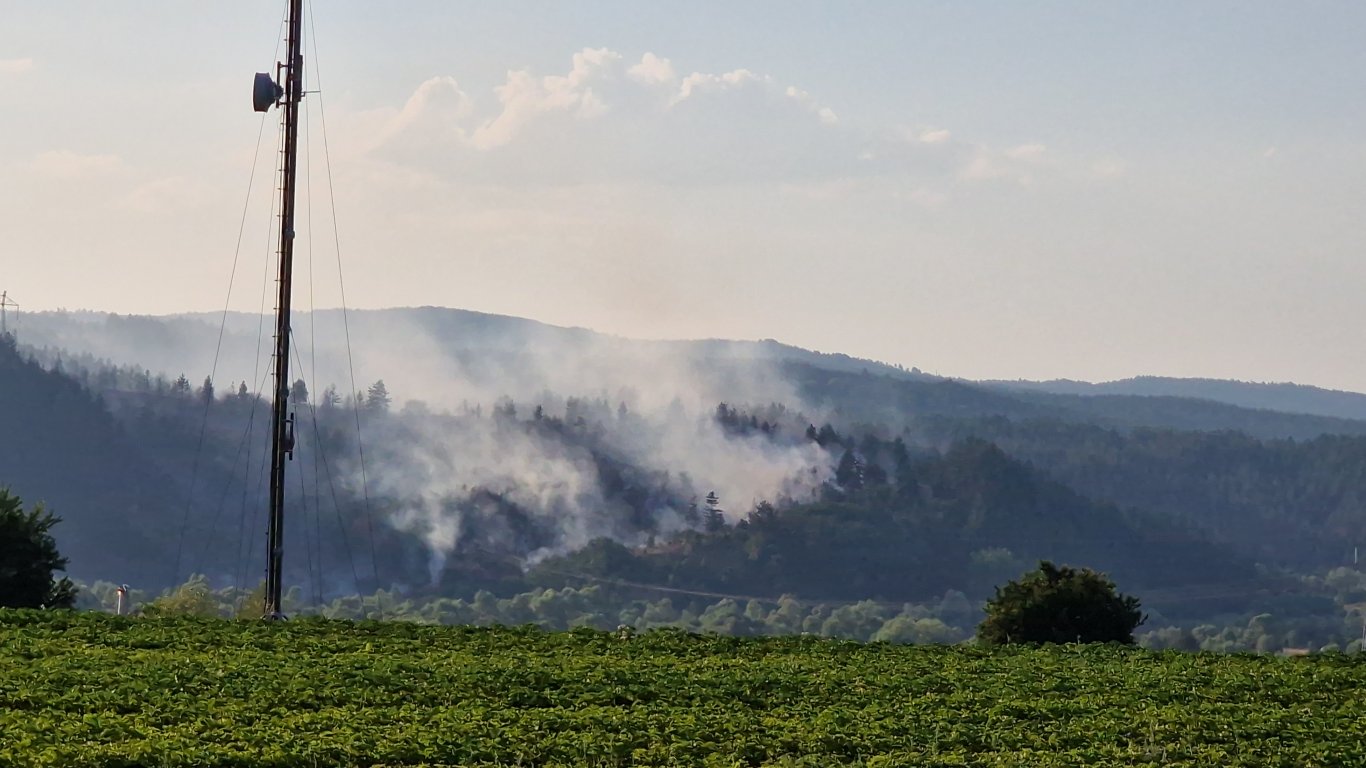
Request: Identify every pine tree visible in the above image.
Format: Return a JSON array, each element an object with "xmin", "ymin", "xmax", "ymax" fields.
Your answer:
[
  {"xmin": 835, "ymin": 449, "xmax": 864, "ymax": 493},
  {"xmin": 290, "ymin": 378, "xmax": 309, "ymax": 405},
  {"xmin": 703, "ymin": 491, "xmax": 726, "ymax": 532},
  {"xmin": 365, "ymin": 380, "xmax": 391, "ymax": 412},
  {"xmin": 319, "ymin": 384, "xmax": 340, "ymax": 410}
]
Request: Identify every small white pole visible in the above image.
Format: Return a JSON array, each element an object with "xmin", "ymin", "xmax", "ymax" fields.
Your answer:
[{"xmin": 115, "ymin": 584, "xmax": 129, "ymax": 616}]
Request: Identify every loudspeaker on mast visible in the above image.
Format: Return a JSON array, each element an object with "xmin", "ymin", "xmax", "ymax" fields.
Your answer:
[{"xmin": 253, "ymin": 72, "xmax": 283, "ymax": 112}]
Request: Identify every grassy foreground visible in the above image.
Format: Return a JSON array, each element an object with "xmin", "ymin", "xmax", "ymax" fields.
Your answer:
[{"xmin": 1, "ymin": 612, "xmax": 1363, "ymax": 767}]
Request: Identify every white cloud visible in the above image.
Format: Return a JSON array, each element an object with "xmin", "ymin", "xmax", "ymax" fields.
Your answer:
[
  {"xmin": 0, "ymin": 58, "xmax": 33, "ymax": 74},
  {"xmin": 29, "ymin": 150, "xmax": 124, "ymax": 179},
  {"xmin": 961, "ymin": 143, "xmax": 1050, "ymax": 183},
  {"xmin": 370, "ymin": 75, "xmax": 474, "ymax": 157},
  {"xmin": 471, "ymin": 48, "xmax": 621, "ymax": 149},
  {"xmin": 393, "ymin": 77, "xmax": 473, "ymax": 135},
  {"xmin": 784, "ymin": 86, "xmax": 838, "ymax": 124},
  {"xmin": 671, "ymin": 68, "xmax": 764, "ymax": 106},
  {"xmin": 628, "ymin": 52, "xmax": 675, "ymax": 86},
  {"xmin": 352, "ymin": 47, "xmax": 1075, "ymax": 195},
  {"xmin": 361, "ymin": 48, "xmax": 856, "ymax": 185},
  {"xmin": 1262, "ymin": 146, "xmax": 1278, "ymax": 159}
]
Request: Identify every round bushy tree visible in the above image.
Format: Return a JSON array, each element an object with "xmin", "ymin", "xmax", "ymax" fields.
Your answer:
[
  {"xmin": 978, "ymin": 561, "xmax": 1143, "ymax": 645},
  {"xmin": 0, "ymin": 489, "xmax": 76, "ymax": 609}
]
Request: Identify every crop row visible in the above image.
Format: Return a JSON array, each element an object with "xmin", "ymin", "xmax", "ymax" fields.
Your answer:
[{"xmin": 1, "ymin": 611, "xmax": 1364, "ymax": 766}]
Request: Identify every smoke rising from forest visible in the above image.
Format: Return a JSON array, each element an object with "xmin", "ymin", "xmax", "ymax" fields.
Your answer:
[
  {"xmin": 361, "ymin": 399, "xmax": 832, "ymax": 583},
  {"xmin": 337, "ymin": 317, "xmax": 837, "ymax": 583},
  {"xmin": 13, "ymin": 308, "xmax": 842, "ymax": 584}
]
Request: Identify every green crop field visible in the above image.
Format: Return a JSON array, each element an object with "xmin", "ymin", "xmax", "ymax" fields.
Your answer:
[{"xmin": 1, "ymin": 611, "xmax": 1363, "ymax": 767}]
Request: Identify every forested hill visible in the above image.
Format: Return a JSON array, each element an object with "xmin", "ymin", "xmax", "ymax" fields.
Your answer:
[
  {"xmin": 985, "ymin": 376, "xmax": 1366, "ymax": 423},
  {"xmin": 16, "ymin": 307, "xmax": 1366, "ymax": 440},
  {"xmin": 0, "ymin": 334, "xmax": 1260, "ymax": 605},
  {"xmin": 12, "ymin": 308, "xmax": 923, "ymax": 401},
  {"xmin": 790, "ymin": 363, "xmax": 1366, "ymax": 441},
  {"xmin": 532, "ymin": 437, "xmax": 1256, "ymax": 612},
  {"xmin": 14, "ymin": 307, "xmax": 1366, "ymax": 620},
  {"xmin": 0, "ymin": 336, "xmax": 173, "ymax": 585},
  {"xmin": 921, "ymin": 416, "xmax": 1366, "ymax": 569}
]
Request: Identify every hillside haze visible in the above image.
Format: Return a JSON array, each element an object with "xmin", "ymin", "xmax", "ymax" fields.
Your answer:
[
  {"xmin": 15, "ymin": 307, "xmax": 921, "ymax": 414},
  {"xmin": 18, "ymin": 307, "xmax": 1366, "ymax": 439},
  {"xmin": 8, "ymin": 306, "xmax": 1366, "ymax": 638},
  {"xmin": 986, "ymin": 376, "xmax": 1366, "ymax": 423}
]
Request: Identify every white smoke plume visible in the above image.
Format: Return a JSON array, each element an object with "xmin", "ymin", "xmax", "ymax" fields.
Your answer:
[
  {"xmin": 366, "ymin": 399, "xmax": 832, "ymax": 583},
  {"xmin": 16, "ymin": 307, "xmax": 845, "ymax": 584},
  {"xmin": 340, "ymin": 320, "xmax": 837, "ymax": 582}
]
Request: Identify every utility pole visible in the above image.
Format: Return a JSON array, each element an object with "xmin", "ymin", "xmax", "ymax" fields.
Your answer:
[
  {"xmin": 0, "ymin": 291, "xmax": 18, "ymax": 337},
  {"xmin": 254, "ymin": 0, "xmax": 304, "ymax": 619}
]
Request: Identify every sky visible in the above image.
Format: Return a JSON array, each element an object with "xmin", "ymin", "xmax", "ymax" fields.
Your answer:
[{"xmin": 2, "ymin": 2, "xmax": 1365, "ymax": 389}]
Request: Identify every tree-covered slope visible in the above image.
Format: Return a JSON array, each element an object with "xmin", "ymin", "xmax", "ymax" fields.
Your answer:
[
  {"xmin": 921, "ymin": 415, "xmax": 1366, "ymax": 569},
  {"xmin": 9, "ymin": 310, "xmax": 1366, "ymax": 618},
  {"xmin": 794, "ymin": 363, "xmax": 1366, "ymax": 440},
  {"xmin": 0, "ymin": 336, "xmax": 174, "ymax": 585},
  {"xmin": 987, "ymin": 375, "xmax": 1366, "ymax": 422},
  {"xmin": 532, "ymin": 438, "xmax": 1255, "ymax": 607},
  {"xmin": 21, "ymin": 307, "xmax": 1366, "ymax": 440}
]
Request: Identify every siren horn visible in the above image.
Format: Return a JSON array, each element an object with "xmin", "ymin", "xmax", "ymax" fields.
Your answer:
[{"xmin": 253, "ymin": 72, "xmax": 284, "ymax": 112}]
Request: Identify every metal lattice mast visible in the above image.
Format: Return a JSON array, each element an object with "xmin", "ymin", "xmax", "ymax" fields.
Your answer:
[{"xmin": 257, "ymin": 0, "xmax": 305, "ymax": 619}]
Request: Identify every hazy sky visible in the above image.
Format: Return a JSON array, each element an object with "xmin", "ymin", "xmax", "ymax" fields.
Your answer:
[{"xmin": 3, "ymin": 2, "xmax": 1364, "ymax": 388}]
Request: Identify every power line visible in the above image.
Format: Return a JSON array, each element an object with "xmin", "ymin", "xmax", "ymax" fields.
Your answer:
[
  {"xmin": 0, "ymin": 291, "xmax": 18, "ymax": 337},
  {"xmin": 306, "ymin": 1, "xmax": 383, "ymax": 607}
]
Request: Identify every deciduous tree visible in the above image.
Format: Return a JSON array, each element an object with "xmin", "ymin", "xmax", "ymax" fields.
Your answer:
[
  {"xmin": 0, "ymin": 489, "xmax": 76, "ymax": 609},
  {"xmin": 978, "ymin": 561, "xmax": 1144, "ymax": 645}
]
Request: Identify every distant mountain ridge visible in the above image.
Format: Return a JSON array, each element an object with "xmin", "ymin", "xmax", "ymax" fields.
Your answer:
[
  {"xmin": 14, "ymin": 307, "xmax": 926, "ymax": 399},
  {"xmin": 983, "ymin": 376, "xmax": 1366, "ymax": 423},
  {"xmin": 13, "ymin": 306, "xmax": 1366, "ymax": 440}
]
